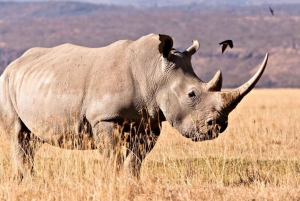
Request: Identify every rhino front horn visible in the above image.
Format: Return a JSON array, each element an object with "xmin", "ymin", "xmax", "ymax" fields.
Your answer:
[
  {"xmin": 220, "ymin": 53, "xmax": 269, "ymax": 113},
  {"xmin": 183, "ymin": 40, "xmax": 200, "ymax": 60}
]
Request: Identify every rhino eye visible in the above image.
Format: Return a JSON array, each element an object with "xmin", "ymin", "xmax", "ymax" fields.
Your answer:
[{"xmin": 188, "ymin": 91, "xmax": 196, "ymax": 98}]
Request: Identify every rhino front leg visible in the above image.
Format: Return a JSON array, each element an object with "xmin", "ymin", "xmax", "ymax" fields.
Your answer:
[
  {"xmin": 124, "ymin": 126, "xmax": 160, "ymax": 179},
  {"xmin": 11, "ymin": 120, "xmax": 44, "ymax": 180},
  {"xmin": 92, "ymin": 121, "xmax": 125, "ymax": 171}
]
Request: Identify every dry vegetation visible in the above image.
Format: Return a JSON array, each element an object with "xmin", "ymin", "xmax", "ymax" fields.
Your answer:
[{"xmin": 0, "ymin": 89, "xmax": 300, "ymax": 200}]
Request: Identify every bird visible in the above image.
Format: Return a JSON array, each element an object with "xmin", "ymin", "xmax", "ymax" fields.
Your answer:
[
  {"xmin": 219, "ymin": 40, "xmax": 233, "ymax": 54},
  {"xmin": 269, "ymin": 6, "xmax": 274, "ymax": 16}
]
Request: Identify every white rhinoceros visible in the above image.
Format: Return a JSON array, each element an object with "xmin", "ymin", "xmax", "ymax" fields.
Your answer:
[{"xmin": 0, "ymin": 34, "xmax": 268, "ymax": 179}]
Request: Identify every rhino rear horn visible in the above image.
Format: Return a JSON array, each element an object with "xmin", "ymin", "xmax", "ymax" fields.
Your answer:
[
  {"xmin": 183, "ymin": 40, "xmax": 200, "ymax": 60},
  {"xmin": 206, "ymin": 70, "xmax": 222, "ymax": 91},
  {"xmin": 220, "ymin": 53, "xmax": 269, "ymax": 113},
  {"xmin": 159, "ymin": 34, "xmax": 173, "ymax": 59}
]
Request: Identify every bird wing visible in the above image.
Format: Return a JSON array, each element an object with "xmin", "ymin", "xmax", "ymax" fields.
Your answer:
[
  {"xmin": 222, "ymin": 44, "xmax": 228, "ymax": 54},
  {"xmin": 269, "ymin": 7, "xmax": 274, "ymax": 15},
  {"xmin": 228, "ymin": 40, "xmax": 233, "ymax": 48}
]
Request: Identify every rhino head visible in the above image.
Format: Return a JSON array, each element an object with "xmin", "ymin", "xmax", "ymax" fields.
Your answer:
[{"xmin": 156, "ymin": 34, "xmax": 268, "ymax": 141}]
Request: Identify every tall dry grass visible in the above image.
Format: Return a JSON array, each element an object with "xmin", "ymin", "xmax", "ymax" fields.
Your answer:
[{"xmin": 0, "ymin": 89, "xmax": 300, "ymax": 200}]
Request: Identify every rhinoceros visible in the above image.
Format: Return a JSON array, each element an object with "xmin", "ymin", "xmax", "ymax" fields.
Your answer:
[{"xmin": 0, "ymin": 34, "xmax": 268, "ymax": 179}]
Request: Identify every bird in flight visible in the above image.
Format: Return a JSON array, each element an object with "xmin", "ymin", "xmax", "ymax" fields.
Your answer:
[
  {"xmin": 269, "ymin": 6, "xmax": 274, "ymax": 16},
  {"xmin": 219, "ymin": 40, "xmax": 233, "ymax": 54}
]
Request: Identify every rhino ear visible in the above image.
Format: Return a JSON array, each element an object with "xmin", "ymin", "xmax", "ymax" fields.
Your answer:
[{"xmin": 158, "ymin": 34, "xmax": 173, "ymax": 60}]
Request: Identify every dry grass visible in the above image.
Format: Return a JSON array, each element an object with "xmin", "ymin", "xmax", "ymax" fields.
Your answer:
[{"xmin": 1, "ymin": 89, "xmax": 300, "ymax": 200}]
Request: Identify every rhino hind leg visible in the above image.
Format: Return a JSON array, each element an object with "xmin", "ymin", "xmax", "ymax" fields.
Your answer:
[{"xmin": 11, "ymin": 120, "xmax": 44, "ymax": 180}]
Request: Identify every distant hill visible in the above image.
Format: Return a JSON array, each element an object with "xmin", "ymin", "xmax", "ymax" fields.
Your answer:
[
  {"xmin": 0, "ymin": 2, "xmax": 299, "ymax": 87},
  {"xmin": 0, "ymin": 0, "xmax": 299, "ymax": 7}
]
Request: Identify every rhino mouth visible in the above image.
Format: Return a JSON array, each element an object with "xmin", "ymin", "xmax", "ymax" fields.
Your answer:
[
  {"xmin": 191, "ymin": 130, "xmax": 219, "ymax": 142},
  {"xmin": 191, "ymin": 125, "xmax": 221, "ymax": 142}
]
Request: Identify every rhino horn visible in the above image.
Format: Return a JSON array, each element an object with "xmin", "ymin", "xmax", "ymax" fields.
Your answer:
[
  {"xmin": 183, "ymin": 40, "xmax": 200, "ymax": 60},
  {"xmin": 206, "ymin": 70, "xmax": 222, "ymax": 91},
  {"xmin": 220, "ymin": 53, "xmax": 269, "ymax": 113}
]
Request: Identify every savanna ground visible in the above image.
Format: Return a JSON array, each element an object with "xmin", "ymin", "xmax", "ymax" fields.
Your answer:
[{"xmin": 0, "ymin": 89, "xmax": 299, "ymax": 200}]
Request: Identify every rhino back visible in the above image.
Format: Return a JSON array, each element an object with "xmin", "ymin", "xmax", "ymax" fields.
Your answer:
[{"xmin": 1, "ymin": 40, "xmax": 139, "ymax": 140}]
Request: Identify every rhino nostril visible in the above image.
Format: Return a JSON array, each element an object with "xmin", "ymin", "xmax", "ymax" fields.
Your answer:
[{"xmin": 206, "ymin": 120, "xmax": 213, "ymax": 126}]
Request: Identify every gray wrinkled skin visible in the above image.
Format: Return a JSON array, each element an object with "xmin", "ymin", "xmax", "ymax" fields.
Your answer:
[{"xmin": 0, "ymin": 34, "xmax": 268, "ymax": 180}]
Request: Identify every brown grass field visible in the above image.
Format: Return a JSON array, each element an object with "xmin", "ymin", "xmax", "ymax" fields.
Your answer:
[{"xmin": 0, "ymin": 89, "xmax": 300, "ymax": 200}]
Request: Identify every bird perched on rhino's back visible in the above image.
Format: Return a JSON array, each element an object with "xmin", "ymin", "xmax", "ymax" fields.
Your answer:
[
  {"xmin": 219, "ymin": 40, "xmax": 233, "ymax": 54},
  {"xmin": 0, "ymin": 33, "xmax": 268, "ymax": 181}
]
